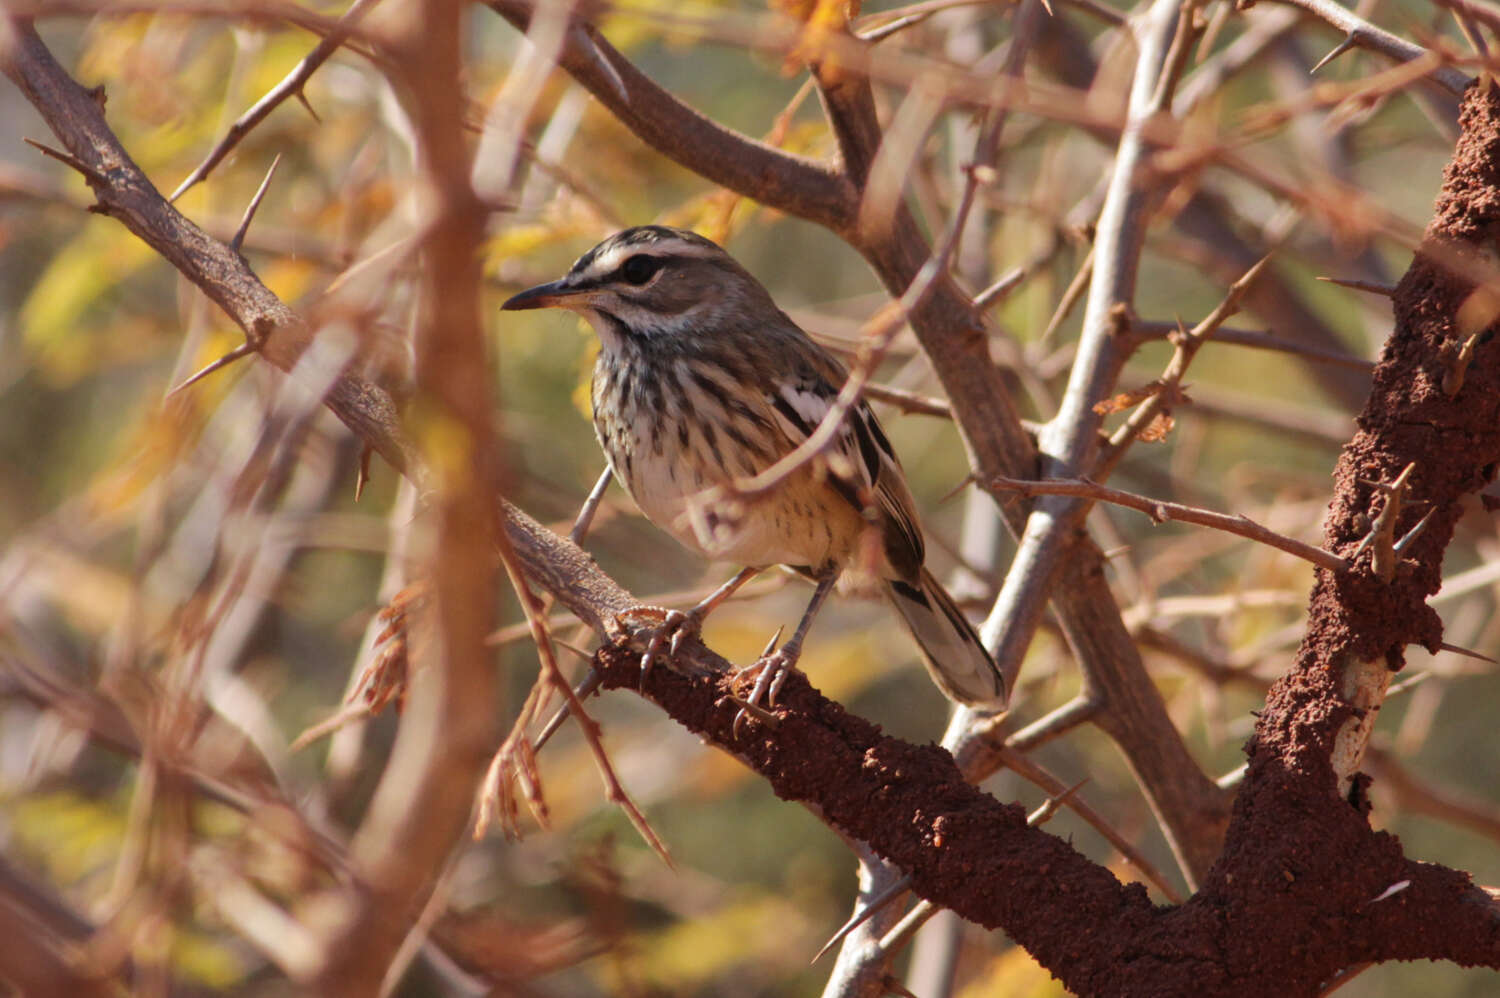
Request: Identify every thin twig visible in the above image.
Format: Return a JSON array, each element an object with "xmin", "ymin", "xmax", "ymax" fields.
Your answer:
[
  {"xmin": 861, "ymin": 381, "xmax": 954, "ymax": 417},
  {"xmin": 990, "ymin": 475, "xmax": 1349, "ymax": 572},
  {"xmin": 1131, "ymin": 319, "xmax": 1372, "ymax": 371},
  {"xmin": 1264, "ymin": 0, "xmax": 1470, "ymax": 95},
  {"xmin": 170, "ymin": 0, "xmax": 386, "ymax": 201},
  {"xmin": 1034, "ymin": 247, "xmax": 1094, "ymax": 349},
  {"xmin": 1094, "ymin": 253, "xmax": 1276, "ymax": 478},
  {"xmin": 852, "ymin": 0, "xmax": 993, "ymax": 41},
  {"xmin": 491, "ymin": 536, "xmax": 673, "ymax": 865}
]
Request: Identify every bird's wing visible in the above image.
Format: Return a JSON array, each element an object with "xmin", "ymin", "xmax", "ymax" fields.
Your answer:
[{"xmin": 766, "ymin": 352, "xmax": 927, "ymax": 580}]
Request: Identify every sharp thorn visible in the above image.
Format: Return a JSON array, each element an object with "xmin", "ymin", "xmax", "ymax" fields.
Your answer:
[
  {"xmin": 168, "ymin": 169, "xmax": 201, "ymax": 204},
  {"xmin": 1349, "ymin": 528, "xmax": 1378, "ymax": 562},
  {"xmin": 535, "ymin": 702, "xmax": 576, "ymax": 752},
  {"xmin": 1027, "ymin": 777, "xmax": 1089, "ymax": 826},
  {"xmin": 1392, "ymin": 508, "xmax": 1437, "ymax": 556},
  {"xmin": 535, "ymin": 667, "xmax": 605, "ymax": 752},
  {"xmin": 938, "ymin": 473, "xmax": 977, "ymax": 505},
  {"xmin": 972, "ymin": 267, "xmax": 1024, "ymax": 310},
  {"xmin": 1231, "ymin": 252, "xmax": 1276, "ymax": 298},
  {"xmin": 289, "ymin": 699, "xmax": 372, "ymax": 751},
  {"xmin": 1310, "ymin": 33, "xmax": 1359, "ymax": 75},
  {"xmin": 1316, "ymin": 275, "xmax": 1395, "ymax": 297},
  {"xmin": 569, "ymin": 466, "xmax": 613, "ymax": 544},
  {"xmin": 1436, "ymin": 641, "xmax": 1497, "ymax": 664},
  {"xmin": 23, "ymin": 137, "xmax": 107, "ymax": 186},
  {"xmin": 295, "ymin": 89, "xmax": 321, "ymax": 123},
  {"xmin": 164, "ymin": 342, "xmax": 256, "ymax": 398},
  {"xmin": 760, "ymin": 624, "xmax": 785, "ymax": 659},
  {"xmin": 812, "ymin": 875, "xmax": 913, "ymax": 962},
  {"xmin": 230, "ymin": 153, "xmax": 282, "ymax": 253},
  {"xmin": 355, "ymin": 445, "xmax": 372, "ymax": 502}
]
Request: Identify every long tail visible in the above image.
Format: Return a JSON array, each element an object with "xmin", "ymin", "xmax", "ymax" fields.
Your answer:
[{"xmin": 886, "ymin": 569, "xmax": 1007, "ymax": 708}]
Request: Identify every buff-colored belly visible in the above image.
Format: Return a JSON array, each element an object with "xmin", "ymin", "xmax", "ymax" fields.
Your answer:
[{"xmin": 615, "ymin": 435, "xmax": 860, "ymax": 572}]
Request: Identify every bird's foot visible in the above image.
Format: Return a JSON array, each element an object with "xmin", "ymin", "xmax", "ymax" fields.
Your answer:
[
  {"xmin": 730, "ymin": 627, "xmax": 799, "ymax": 737},
  {"xmin": 615, "ymin": 604, "xmax": 706, "ymax": 684}
]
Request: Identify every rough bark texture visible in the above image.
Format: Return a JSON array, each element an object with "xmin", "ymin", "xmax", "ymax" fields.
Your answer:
[{"xmin": 594, "ymin": 644, "xmax": 1164, "ymax": 987}]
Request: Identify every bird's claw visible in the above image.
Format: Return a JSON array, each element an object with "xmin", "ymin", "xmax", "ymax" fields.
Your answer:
[
  {"xmin": 618, "ymin": 605, "xmax": 704, "ymax": 685},
  {"xmin": 730, "ymin": 628, "xmax": 798, "ymax": 736},
  {"xmin": 668, "ymin": 616, "xmax": 698, "ymax": 658},
  {"xmin": 638, "ymin": 608, "xmax": 684, "ymax": 679}
]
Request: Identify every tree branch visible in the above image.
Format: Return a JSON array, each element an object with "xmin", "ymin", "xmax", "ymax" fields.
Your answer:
[
  {"xmin": 1264, "ymin": 0, "xmax": 1472, "ymax": 96},
  {"xmin": 991, "ymin": 475, "xmax": 1349, "ymax": 573},
  {"xmin": 486, "ymin": 0, "xmax": 858, "ymax": 233}
]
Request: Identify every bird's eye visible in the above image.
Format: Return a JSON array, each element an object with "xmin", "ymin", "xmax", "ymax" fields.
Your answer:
[{"xmin": 620, "ymin": 255, "xmax": 663, "ymax": 285}]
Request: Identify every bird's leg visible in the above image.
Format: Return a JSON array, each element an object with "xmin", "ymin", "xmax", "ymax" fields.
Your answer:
[
  {"xmin": 628, "ymin": 566, "xmax": 761, "ymax": 680},
  {"xmin": 736, "ymin": 572, "xmax": 838, "ymax": 723}
]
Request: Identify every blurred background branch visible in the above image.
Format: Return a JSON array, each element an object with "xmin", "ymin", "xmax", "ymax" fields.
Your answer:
[{"xmin": 3, "ymin": 0, "xmax": 1500, "ymax": 994}]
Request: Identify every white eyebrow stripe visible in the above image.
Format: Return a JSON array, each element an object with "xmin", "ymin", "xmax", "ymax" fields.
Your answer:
[
  {"xmin": 581, "ymin": 243, "xmax": 630, "ymax": 279},
  {"xmin": 575, "ymin": 234, "xmax": 725, "ymax": 282}
]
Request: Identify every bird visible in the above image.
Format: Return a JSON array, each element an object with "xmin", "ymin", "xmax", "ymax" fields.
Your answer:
[{"xmin": 501, "ymin": 225, "xmax": 1006, "ymax": 711}]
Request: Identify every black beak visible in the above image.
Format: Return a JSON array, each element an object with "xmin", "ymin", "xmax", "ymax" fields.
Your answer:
[{"xmin": 501, "ymin": 278, "xmax": 581, "ymax": 311}]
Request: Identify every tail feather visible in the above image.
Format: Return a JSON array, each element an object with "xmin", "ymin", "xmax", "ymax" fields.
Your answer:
[{"xmin": 887, "ymin": 569, "xmax": 1006, "ymax": 708}]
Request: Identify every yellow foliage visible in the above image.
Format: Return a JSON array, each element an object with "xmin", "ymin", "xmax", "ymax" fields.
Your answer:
[
  {"xmin": 957, "ymin": 944, "xmax": 1073, "ymax": 997},
  {"xmin": 773, "ymin": 0, "xmax": 852, "ymax": 77},
  {"xmin": 169, "ymin": 928, "xmax": 248, "ymax": 990},
  {"xmin": 21, "ymin": 224, "xmax": 159, "ymax": 384},
  {"xmin": 9, "ymin": 790, "xmax": 127, "ymax": 887},
  {"xmin": 487, "ymin": 223, "xmax": 567, "ymax": 268},
  {"xmin": 86, "ymin": 366, "xmax": 223, "ymax": 516},
  {"xmin": 259, "ymin": 257, "xmax": 319, "ymax": 305},
  {"xmin": 411, "ymin": 401, "xmax": 482, "ymax": 495},
  {"xmin": 10, "ymin": 792, "xmax": 247, "ymax": 988},
  {"xmin": 571, "ymin": 340, "xmax": 598, "ymax": 421},
  {"xmin": 602, "ymin": 0, "xmax": 742, "ymax": 50},
  {"xmin": 632, "ymin": 891, "xmax": 815, "ymax": 989}
]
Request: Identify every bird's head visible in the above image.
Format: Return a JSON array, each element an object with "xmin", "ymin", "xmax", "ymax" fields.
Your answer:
[{"xmin": 501, "ymin": 226, "xmax": 775, "ymax": 350}]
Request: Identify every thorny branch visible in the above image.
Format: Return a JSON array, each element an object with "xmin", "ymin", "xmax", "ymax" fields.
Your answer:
[
  {"xmin": 7, "ymin": 1, "xmax": 1500, "ymax": 995},
  {"xmin": 990, "ymin": 476, "xmax": 1349, "ymax": 572}
]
